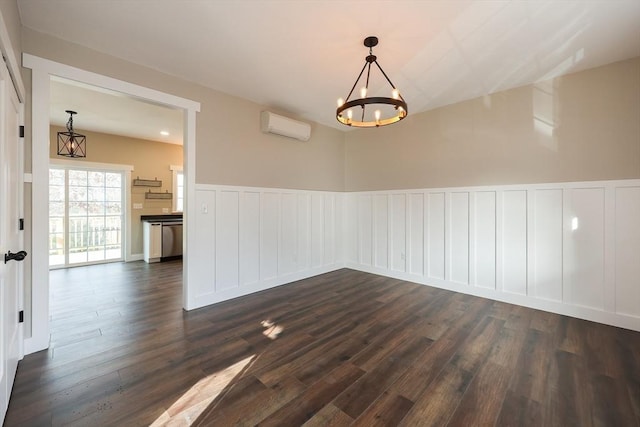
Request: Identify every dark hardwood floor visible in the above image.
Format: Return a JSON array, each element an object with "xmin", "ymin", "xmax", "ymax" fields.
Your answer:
[{"xmin": 6, "ymin": 262, "xmax": 640, "ymax": 426}]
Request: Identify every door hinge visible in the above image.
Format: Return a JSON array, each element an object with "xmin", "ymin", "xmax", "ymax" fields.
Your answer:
[
  {"xmin": 18, "ymin": 310, "xmax": 24, "ymax": 323},
  {"xmin": 19, "ymin": 125, "xmax": 24, "ymax": 138},
  {"xmin": 19, "ymin": 218, "xmax": 24, "ymax": 230}
]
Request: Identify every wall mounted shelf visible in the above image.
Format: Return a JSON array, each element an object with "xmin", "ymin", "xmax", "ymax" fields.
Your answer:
[
  {"xmin": 145, "ymin": 190, "xmax": 172, "ymax": 200},
  {"xmin": 133, "ymin": 176, "xmax": 162, "ymax": 187}
]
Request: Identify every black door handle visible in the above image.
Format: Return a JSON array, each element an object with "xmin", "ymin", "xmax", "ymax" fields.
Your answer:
[{"xmin": 4, "ymin": 251, "xmax": 27, "ymax": 264}]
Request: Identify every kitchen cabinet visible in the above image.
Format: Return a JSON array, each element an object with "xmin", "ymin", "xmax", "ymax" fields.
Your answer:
[{"xmin": 143, "ymin": 221, "xmax": 162, "ymax": 263}]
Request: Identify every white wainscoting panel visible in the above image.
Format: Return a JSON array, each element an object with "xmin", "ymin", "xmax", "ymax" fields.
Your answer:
[
  {"xmin": 374, "ymin": 194, "xmax": 389, "ymax": 269},
  {"xmin": 193, "ymin": 189, "xmax": 216, "ymax": 299},
  {"xmin": 358, "ymin": 195, "xmax": 373, "ymax": 266},
  {"xmin": 615, "ymin": 186, "xmax": 640, "ymax": 317},
  {"xmin": 450, "ymin": 192, "xmax": 470, "ymax": 285},
  {"xmin": 297, "ymin": 194, "xmax": 311, "ymax": 271},
  {"xmin": 564, "ymin": 188, "xmax": 606, "ymax": 310},
  {"xmin": 391, "ymin": 194, "xmax": 407, "ymax": 273},
  {"xmin": 408, "ymin": 193, "xmax": 424, "ymax": 277},
  {"xmin": 532, "ymin": 189, "xmax": 563, "ymax": 301},
  {"xmin": 311, "ymin": 194, "xmax": 324, "ymax": 269},
  {"xmin": 191, "ymin": 185, "xmax": 344, "ymax": 309},
  {"xmin": 427, "ymin": 192, "xmax": 446, "ymax": 280},
  {"xmin": 239, "ymin": 192, "xmax": 260, "ymax": 286},
  {"xmin": 345, "ymin": 180, "xmax": 640, "ymax": 332},
  {"xmin": 502, "ymin": 190, "xmax": 528, "ymax": 295},
  {"xmin": 280, "ymin": 193, "xmax": 298, "ymax": 276},
  {"xmin": 261, "ymin": 192, "xmax": 280, "ymax": 281},
  {"xmin": 324, "ymin": 194, "xmax": 336, "ymax": 266},
  {"xmin": 216, "ymin": 191, "xmax": 239, "ymax": 291},
  {"xmin": 474, "ymin": 191, "xmax": 496, "ymax": 290}
]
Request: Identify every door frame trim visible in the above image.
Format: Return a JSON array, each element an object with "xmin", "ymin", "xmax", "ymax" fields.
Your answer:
[{"xmin": 23, "ymin": 54, "xmax": 200, "ymax": 354}]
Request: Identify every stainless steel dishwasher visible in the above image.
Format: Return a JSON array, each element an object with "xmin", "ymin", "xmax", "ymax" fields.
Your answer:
[{"xmin": 161, "ymin": 221, "xmax": 183, "ymax": 260}]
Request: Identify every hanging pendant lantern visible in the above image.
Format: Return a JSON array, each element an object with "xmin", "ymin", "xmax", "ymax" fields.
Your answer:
[{"xmin": 57, "ymin": 110, "xmax": 86, "ymax": 158}]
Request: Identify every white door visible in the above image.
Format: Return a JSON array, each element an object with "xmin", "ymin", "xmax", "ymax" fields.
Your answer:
[{"xmin": 0, "ymin": 59, "xmax": 24, "ymax": 421}]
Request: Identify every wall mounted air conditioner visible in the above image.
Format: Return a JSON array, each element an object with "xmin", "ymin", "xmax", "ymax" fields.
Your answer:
[{"xmin": 260, "ymin": 111, "xmax": 311, "ymax": 141}]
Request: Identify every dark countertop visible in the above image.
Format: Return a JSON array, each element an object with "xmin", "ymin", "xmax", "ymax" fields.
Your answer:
[{"xmin": 140, "ymin": 214, "xmax": 183, "ymax": 222}]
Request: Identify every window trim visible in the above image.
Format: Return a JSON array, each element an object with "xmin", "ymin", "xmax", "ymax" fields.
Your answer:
[
  {"xmin": 170, "ymin": 164, "xmax": 184, "ymax": 213},
  {"xmin": 49, "ymin": 159, "xmax": 133, "ymax": 265}
]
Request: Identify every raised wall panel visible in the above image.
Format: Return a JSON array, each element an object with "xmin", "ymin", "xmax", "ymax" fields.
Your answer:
[
  {"xmin": 474, "ymin": 191, "xmax": 496, "ymax": 289},
  {"xmin": 311, "ymin": 194, "xmax": 324, "ymax": 268},
  {"xmin": 450, "ymin": 192, "xmax": 469, "ymax": 285},
  {"xmin": 428, "ymin": 192, "xmax": 445, "ymax": 280},
  {"xmin": 334, "ymin": 195, "xmax": 344, "ymax": 263},
  {"xmin": 345, "ymin": 195, "xmax": 358, "ymax": 263},
  {"xmin": 615, "ymin": 187, "xmax": 640, "ymax": 316},
  {"xmin": 193, "ymin": 189, "xmax": 215, "ymax": 296},
  {"xmin": 239, "ymin": 192, "xmax": 260, "ymax": 286},
  {"xmin": 502, "ymin": 190, "xmax": 527, "ymax": 295},
  {"xmin": 324, "ymin": 194, "xmax": 335, "ymax": 265},
  {"xmin": 374, "ymin": 194, "xmax": 389, "ymax": 269},
  {"xmin": 391, "ymin": 194, "xmax": 407, "ymax": 272},
  {"xmin": 297, "ymin": 194, "xmax": 311, "ymax": 270},
  {"xmin": 564, "ymin": 188, "xmax": 605, "ymax": 309},
  {"xmin": 359, "ymin": 195, "xmax": 373, "ymax": 266},
  {"xmin": 216, "ymin": 191, "xmax": 239, "ymax": 291},
  {"xmin": 408, "ymin": 193, "xmax": 424, "ymax": 276},
  {"xmin": 280, "ymin": 193, "xmax": 297, "ymax": 275},
  {"xmin": 533, "ymin": 189, "xmax": 563, "ymax": 301},
  {"xmin": 261, "ymin": 192, "xmax": 279, "ymax": 280}
]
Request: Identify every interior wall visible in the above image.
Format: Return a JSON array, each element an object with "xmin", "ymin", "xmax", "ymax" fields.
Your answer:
[
  {"xmin": 23, "ymin": 28, "xmax": 346, "ymax": 191},
  {"xmin": 345, "ymin": 57, "xmax": 640, "ymax": 191},
  {"xmin": 49, "ymin": 126, "xmax": 183, "ymax": 255}
]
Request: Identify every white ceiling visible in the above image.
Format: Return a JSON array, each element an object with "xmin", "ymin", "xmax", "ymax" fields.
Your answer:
[
  {"xmin": 19, "ymin": 0, "xmax": 640, "ymax": 138},
  {"xmin": 50, "ymin": 77, "xmax": 184, "ymax": 144}
]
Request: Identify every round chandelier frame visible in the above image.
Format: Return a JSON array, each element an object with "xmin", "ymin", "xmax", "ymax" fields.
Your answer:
[{"xmin": 336, "ymin": 36, "xmax": 408, "ymax": 128}]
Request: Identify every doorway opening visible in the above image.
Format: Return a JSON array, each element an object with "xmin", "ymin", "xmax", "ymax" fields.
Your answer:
[{"xmin": 23, "ymin": 54, "xmax": 200, "ymax": 355}]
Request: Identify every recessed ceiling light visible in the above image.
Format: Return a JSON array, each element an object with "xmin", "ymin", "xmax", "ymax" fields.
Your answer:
[{"xmin": 160, "ymin": 130, "xmax": 170, "ymax": 136}]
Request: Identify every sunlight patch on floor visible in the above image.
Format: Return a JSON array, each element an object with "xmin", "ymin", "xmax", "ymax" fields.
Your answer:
[
  {"xmin": 150, "ymin": 354, "xmax": 256, "ymax": 426},
  {"xmin": 261, "ymin": 319, "xmax": 284, "ymax": 340}
]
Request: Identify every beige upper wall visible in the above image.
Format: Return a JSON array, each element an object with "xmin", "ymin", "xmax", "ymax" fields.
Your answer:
[
  {"xmin": 49, "ymin": 126, "xmax": 183, "ymax": 255},
  {"xmin": 20, "ymin": 27, "xmax": 640, "ymax": 195},
  {"xmin": 23, "ymin": 28, "xmax": 345, "ymax": 191},
  {"xmin": 345, "ymin": 57, "xmax": 640, "ymax": 191}
]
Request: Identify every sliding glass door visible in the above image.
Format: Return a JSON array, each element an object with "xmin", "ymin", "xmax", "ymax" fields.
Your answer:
[{"xmin": 49, "ymin": 166, "xmax": 125, "ymax": 268}]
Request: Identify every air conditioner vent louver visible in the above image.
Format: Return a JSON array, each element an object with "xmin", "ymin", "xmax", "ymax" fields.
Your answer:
[{"xmin": 260, "ymin": 111, "xmax": 311, "ymax": 141}]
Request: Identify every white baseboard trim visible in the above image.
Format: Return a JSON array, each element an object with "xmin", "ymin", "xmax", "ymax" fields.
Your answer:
[
  {"xmin": 127, "ymin": 253, "xmax": 144, "ymax": 262},
  {"xmin": 345, "ymin": 262, "xmax": 640, "ymax": 332},
  {"xmin": 187, "ymin": 263, "xmax": 345, "ymax": 310}
]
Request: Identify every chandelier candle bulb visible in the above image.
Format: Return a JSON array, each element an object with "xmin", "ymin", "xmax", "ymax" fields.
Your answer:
[
  {"xmin": 337, "ymin": 98, "xmax": 344, "ymax": 107},
  {"xmin": 392, "ymin": 89, "xmax": 399, "ymax": 99},
  {"xmin": 360, "ymin": 87, "xmax": 367, "ymax": 98}
]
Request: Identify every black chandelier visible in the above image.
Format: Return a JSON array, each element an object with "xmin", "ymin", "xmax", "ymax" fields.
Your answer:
[
  {"xmin": 336, "ymin": 36, "xmax": 408, "ymax": 128},
  {"xmin": 57, "ymin": 110, "xmax": 86, "ymax": 158}
]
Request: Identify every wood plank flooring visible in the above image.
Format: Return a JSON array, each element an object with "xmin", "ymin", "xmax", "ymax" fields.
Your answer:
[{"xmin": 6, "ymin": 262, "xmax": 640, "ymax": 426}]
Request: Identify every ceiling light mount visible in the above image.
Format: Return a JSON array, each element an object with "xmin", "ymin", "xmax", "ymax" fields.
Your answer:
[
  {"xmin": 337, "ymin": 36, "xmax": 408, "ymax": 128},
  {"xmin": 57, "ymin": 110, "xmax": 87, "ymax": 158}
]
